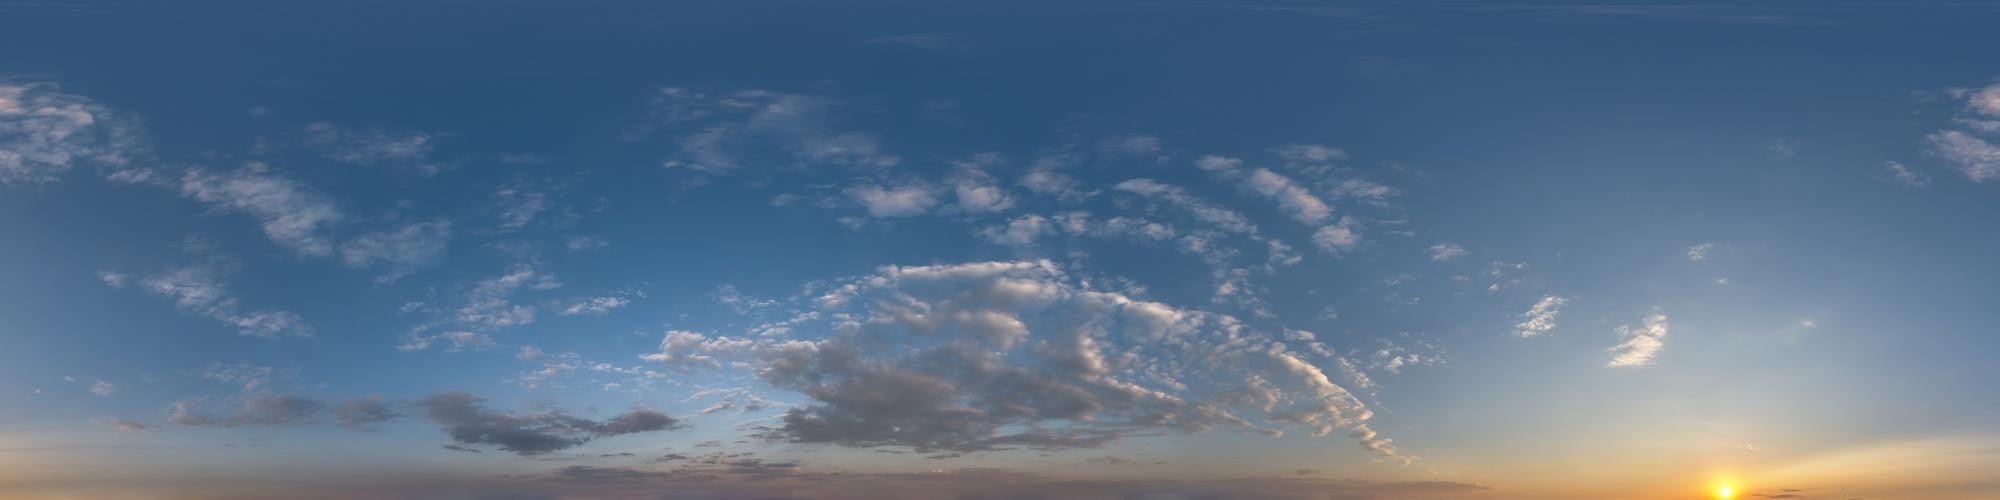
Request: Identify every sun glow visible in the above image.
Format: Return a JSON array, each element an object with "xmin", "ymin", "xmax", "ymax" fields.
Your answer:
[{"xmin": 1716, "ymin": 485, "xmax": 1735, "ymax": 499}]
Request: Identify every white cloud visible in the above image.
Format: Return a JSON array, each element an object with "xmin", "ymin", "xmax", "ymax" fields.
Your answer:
[
  {"xmin": 1685, "ymin": 242, "xmax": 1716, "ymax": 261},
  {"xmin": 556, "ymin": 295, "xmax": 633, "ymax": 317},
  {"xmin": 1513, "ymin": 296, "xmax": 1567, "ymax": 338},
  {"xmin": 174, "ymin": 164, "xmax": 345, "ymax": 257},
  {"xmin": 1427, "ymin": 243, "xmax": 1468, "ymax": 262},
  {"xmin": 1967, "ymin": 83, "xmax": 2000, "ymax": 116},
  {"xmin": 340, "ymin": 220, "xmax": 451, "ymax": 283},
  {"xmin": 1883, "ymin": 161, "xmax": 1931, "ymax": 188},
  {"xmin": 0, "ymin": 83, "xmax": 144, "ymax": 186},
  {"xmin": 1606, "ymin": 313, "xmax": 1669, "ymax": 367},
  {"xmin": 1105, "ymin": 134, "xmax": 1163, "ymax": 156},
  {"xmin": 846, "ymin": 182, "xmax": 941, "ymax": 217},
  {"xmin": 566, "ymin": 235, "xmax": 609, "ymax": 251},
  {"xmin": 1242, "ymin": 168, "xmax": 1333, "ymax": 225},
  {"xmin": 948, "ymin": 161, "xmax": 1014, "ymax": 213},
  {"xmin": 1924, "ymin": 130, "xmax": 2000, "ymax": 182},
  {"xmin": 1311, "ymin": 217, "xmax": 1363, "ymax": 254},
  {"xmin": 89, "ymin": 381, "xmax": 117, "ymax": 396},
  {"xmin": 96, "ymin": 270, "xmax": 130, "ymax": 288},
  {"xmin": 129, "ymin": 262, "xmax": 313, "ymax": 339},
  {"xmin": 1330, "ymin": 178, "xmax": 1396, "ymax": 200}
]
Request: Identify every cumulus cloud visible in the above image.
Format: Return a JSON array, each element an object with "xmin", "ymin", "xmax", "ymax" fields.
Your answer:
[
  {"xmin": 0, "ymin": 82, "xmax": 144, "ymax": 186},
  {"xmin": 413, "ymin": 392, "xmax": 680, "ymax": 455},
  {"xmin": 340, "ymin": 220, "xmax": 451, "ymax": 283},
  {"xmin": 730, "ymin": 261, "xmax": 1398, "ymax": 458},
  {"xmin": 947, "ymin": 157, "xmax": 1014, "ymax": 213},
  {"xmin": 1311, "ymin": 217, "xmax": 1363, "ymax": 254},
  {"xmin": 1513, "ymin": 296, "xmax": 1568, "ymax": 337},
  {"xmin": 643, "ymin": 330, "xmax": 753, "ymax": 369},
  {"xmin": 1607, "ymin": 312, "xmax": 1669, "ymax": 367}
]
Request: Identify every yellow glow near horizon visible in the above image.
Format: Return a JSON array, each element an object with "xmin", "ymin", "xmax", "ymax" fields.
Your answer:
[{"xmin": 1716, "ymin": 485, "xmax": 1734, "ymax": 498}]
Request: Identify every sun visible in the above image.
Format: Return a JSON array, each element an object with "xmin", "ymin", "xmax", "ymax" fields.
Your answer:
[{"xmin": 1716, "ymin": 485, "xmax": 1735, "ymax": 499}]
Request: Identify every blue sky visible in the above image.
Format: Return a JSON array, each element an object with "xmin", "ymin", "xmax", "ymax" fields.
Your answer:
[{"xmin": 3, "ymin": 2, "xmax": 2000, "ymax": 499}]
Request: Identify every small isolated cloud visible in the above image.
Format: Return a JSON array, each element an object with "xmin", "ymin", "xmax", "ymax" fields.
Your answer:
[
  {"xmin": 1104, "ymin": 134, "xmax": 1163, "ymax": 156},
  {"xmin": 340, "ymin": 220, "xmax": 452, "ymax": 283},
  {"xmin": 303, "ymin": 122, "xmax": 447, "ymax": 175},
  {"xmin": 1242, "ymin": 168, "xmax": 1333, "ymax": 225},
  {"xmin": 93, "ymin": 417, "xmax": 148, "ymax": 432},
  {"xmin": 1514, "ymin": 296, "xmax": 1568, "ymax": 338},
  {"xmin": 565, "ymin": 235, "xmax": 609, "ymax": 251},
  {"xmin": 1686, "ymin": 242, "xmax": 1717, "ymax": 262},
  {"xmin": 1883, "ymin": 161, "xmax": 1931, "ymax": 188},
  {"xmin": 556, "ymin": 294, "xmax": 634, "ymax": 317},
  {"xmin": 1606, "ymin": 312, "xmax": 1669, "ymax": 367},
  {"xmin": 1427, "ymin": 243, "xmax": 1468, "ymax": 262},
  {"xmin": 89, "ymin": 381, "xmax": 118, "ymax": 396},
  {"xmin": 1767, "ymin": 137, "xmax": 1800, "ymax": 158},
  {"xmin": 846, "ymin": 182, "xmax": 941, "ymax": 217}
]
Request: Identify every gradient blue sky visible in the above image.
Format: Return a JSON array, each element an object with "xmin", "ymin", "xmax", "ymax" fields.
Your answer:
[{"xmin": 3, "ymin": 2, "xmax": 1999, "ymax": 499}]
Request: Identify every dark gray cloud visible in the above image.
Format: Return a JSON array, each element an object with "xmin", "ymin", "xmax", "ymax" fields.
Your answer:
[{"xmin": 412, "ymin": 392, "xmax": 680, "ymax": 456}]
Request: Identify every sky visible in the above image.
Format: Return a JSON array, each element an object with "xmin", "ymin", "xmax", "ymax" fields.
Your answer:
[{"xmin": 3, "ymin": 1, "xmax": 2000, "ymax": 499}]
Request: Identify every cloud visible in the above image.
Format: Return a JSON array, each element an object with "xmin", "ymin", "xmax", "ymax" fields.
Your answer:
[
  {"xmin": 635, "ymin": 88, "xmax": 897, "ymax": 177},
  {"xmin": 1883, "ymin": 161, "xmax": 1931, "ymax": 188},
  {"xmin": 947, "ymin": 158, "xmax": 1014, "ymax": 213},
  {"xmin": 412, "ymin": 392, "xmax": 680, "ymax": 455},
  {"xmin": 555, "ymin": 295, "xmax": 633, "ymax": 316},
  {"xmin": 1272, "ymin": 143, "xmax": 1348, "ymax": 163},
  {"xmin": 1311, "ymin": 217, "xmax": 1363, "ymax": 254},
  {"xmin": 0, "ymin": 82, "xmax": 144, "ymax": 186},
  {"xmin": 1427, "ymin": 243, "xmax": 1468, "ymax": 261},
  {"xmin": 303, "ymin": 122, "xmax": 446, "ymax": 175},
  {"xmin": 1686, "ymin": 242, "xmax": 1716, "ymax": 261},
  {"xmin": 1514, "ymin": 296, "xmax": 1568, "ymax": 338},
  {"xmin": 565, "ymin": 235, "xmax": 609, "ymax": 251},
  {"xmin": 492, "ymin": 188, "xmax": 548, "ymax": 231},
  {"xmin": 1241, "ymin": 168, "xmax": 1333, "ymax": 225},
  {"xmin": 92, "ymin": 417, "xmax": 148, "ymax": 432},
  {"xmin": 643, "ymin": 330, "xmax": 754, "ymax": 369},
  {"xmin": 334, "ymin": 394, "xmax": 400, "ymax": 431},
  {"xmin": 170, "ymin": 394, "xmax": 327, "ymax": 427},
  {"xmin": 1924, "ymin": 129, "xmax": 2000, "ymax": 182},
  {"xmin": 1114, "ymin": 179, "xmax": 1259, "ymax": 235},
  {"xmin": 339, "ymin": 220, "xmax": 451, "ymax": 283},
  {"xmin": 1607, "ymin": 312, "xmax": 1669, "ymax": 367},
  {"xmin": 89, "ymin": 381, "xmax": 117, "ymax": 396},
  {"xmin": 129, "ymin": 262, "xmax": 313, "ymax": 339},
  {"xmin": 845, "ymin": 182, "xmax": 941, "ymax": 217},
  {"xmin": 174, "ymin": 164, "xmax": 345, "ymax": 257},
  {"xmin": 1103, "ymin": 134, "xmax": 1163, "ymax": 156},
  {"xmin": 739, "ymin": 261, "xmax": 1398, "ymax": 458}
]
